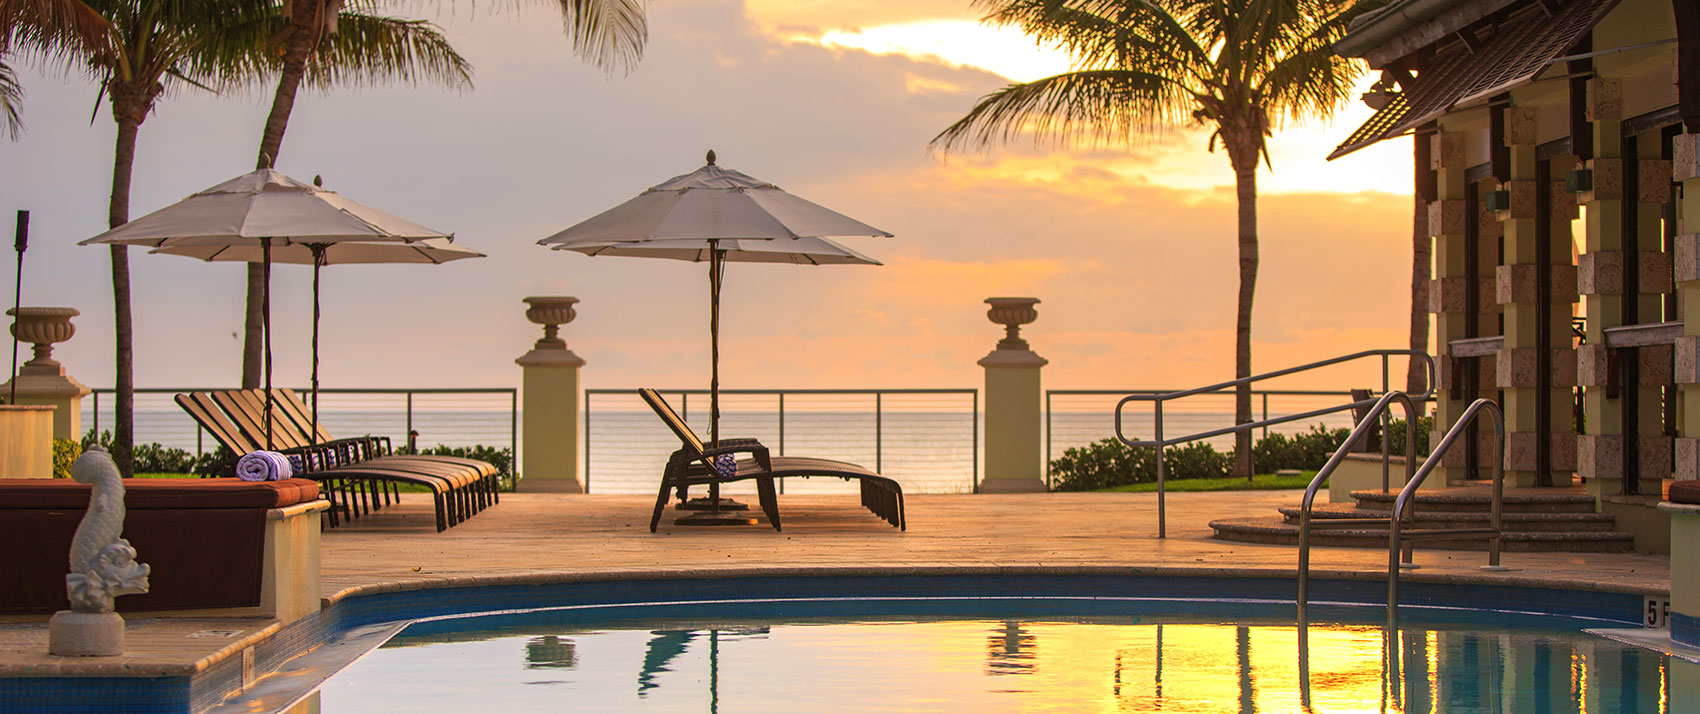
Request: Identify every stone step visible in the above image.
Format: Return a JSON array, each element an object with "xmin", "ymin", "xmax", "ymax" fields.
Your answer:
[
  {"xmin": 1348, "ymin": 489, "xmax": 1597, "ymax": 514},
  {"xmin": 1279, "ymin": 504, "xmax": 1619, "ymax": 532},
  {"xmin": 1209, "ymin": 517, "xmax": 1635, "ymax": 552}
]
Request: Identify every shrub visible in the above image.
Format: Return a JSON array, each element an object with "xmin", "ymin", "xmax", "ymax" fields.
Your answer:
[
  {"xmin": 1051, "ymin": 415, "xmax": 1435, "ymax": 492},
  {"xmin": 1386, "ymin": 415, "xmax": 1434, "ymax": 457},
  {"xmin": 52, "ymin": 439, "xmax": 80, "ymax": 478},
  {"xmin": 80, "ymin": 429, "xmax": 200, "ymax": 474},
  {"xmin": 1049, "ymin": 438, "xmax": 1230, "ymax": 491},
  {"xmin": 1250, "ymin": 424, "xmax": 1351, "ymax": 473}
]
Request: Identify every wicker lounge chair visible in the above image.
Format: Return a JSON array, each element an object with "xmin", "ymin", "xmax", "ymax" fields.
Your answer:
[
  {"xmin": 175, "ymin": 389, "xmax": 495, "ymax": 531},
  {"xmin": 639, "ymin": 388, "xmax": 905, "ymax": 532}
]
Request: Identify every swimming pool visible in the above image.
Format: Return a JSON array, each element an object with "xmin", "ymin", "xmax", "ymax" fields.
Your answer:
[
  {"xmin": 316, "ymin": 602, "xmax": 1675, "ymax": 713},
  {"xmin": 8, "ymin": 570, "xmax": 1678, "ymax": 713},
  {"xmin": 236, "ymin": 572, "xmax": 1678, "ymax": 714}
]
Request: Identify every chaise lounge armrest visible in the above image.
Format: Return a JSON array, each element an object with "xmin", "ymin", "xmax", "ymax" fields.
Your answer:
[{"xmin": 674, "ymin": 438, "xmax": 772, "ymax": 473}]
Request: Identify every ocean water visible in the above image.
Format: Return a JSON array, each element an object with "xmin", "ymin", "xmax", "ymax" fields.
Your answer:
[{"xmin": 85, "ymin": 391, "xmax": 1360, "ymax": 495}]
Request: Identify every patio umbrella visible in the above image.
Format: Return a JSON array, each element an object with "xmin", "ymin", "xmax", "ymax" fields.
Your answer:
[
  {"xmin": 81, "ymin": 169, "xmax": 462, "ymax": 446},
  {"xmin": 538, "ymin": 151, "xmax": 891, "ymax": 523}
]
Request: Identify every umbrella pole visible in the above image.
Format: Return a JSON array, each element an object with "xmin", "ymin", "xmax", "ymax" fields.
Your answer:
[
  {"xmin": 262, "ymin": 237, "xmax": 274, "ymax": 450},
  {"xmin": 708, "ymin": 244, "xmax": 721, "ymax": 509},
  {"xmin": 675, "ymin": 243, "xmax": 753, "ymax": 526},
  {"xmin": 310, "ymin": 245, "xmax": 324, "ymax": 447}
]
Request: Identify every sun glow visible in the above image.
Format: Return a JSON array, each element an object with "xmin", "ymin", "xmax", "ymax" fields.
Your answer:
[{"xmin": 793, "ymin": 20, "xmax": 1074, "ymax": 83}]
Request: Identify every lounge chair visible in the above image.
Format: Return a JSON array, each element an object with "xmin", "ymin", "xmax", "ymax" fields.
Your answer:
[
  {"xmin": 176, "ymin": 388, "xmax": 496, "ymax": 532},
  {"xmin": 639, "ymin": 388, "xmax": 905, "ymax": 532}
]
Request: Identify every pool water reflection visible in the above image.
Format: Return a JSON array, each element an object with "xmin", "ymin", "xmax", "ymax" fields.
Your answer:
[{"xmin": 316, "ymin": 613, "xmax": 1674, "ymax": 713}]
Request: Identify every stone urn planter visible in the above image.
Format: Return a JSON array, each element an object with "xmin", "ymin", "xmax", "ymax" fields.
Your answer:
[
  {"xmin": 7, "ymin": 307, "xmax": 79, "ymax": 376},
  {"xmin": 523, "ymin": 297, "xmax": 579, "ymax": 350},
  {"xmin": 984, "ymin": 298, "xmax": 1040, "ymax": 350}
]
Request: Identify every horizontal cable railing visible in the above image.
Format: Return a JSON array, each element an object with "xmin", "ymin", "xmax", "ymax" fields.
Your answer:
[
  {"xmin": 586, "ymin": 388, "xmax": 978, "ymax": 495},
  {"xmin": 86, "ymin": 387, "xmax": 517, "ymax": 465}
]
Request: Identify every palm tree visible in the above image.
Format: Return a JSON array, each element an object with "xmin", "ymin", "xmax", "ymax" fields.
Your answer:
[
  {"xmin": 933, "ymin": 0, "xmax": 1373, "ymax": 478},
  {"xmin": 34, "ymin": 0, "xmax": 468, "ymax": 474},
  {"xmin": 238, "ymin": 0, "xmax": 648, "ymax": 389}
]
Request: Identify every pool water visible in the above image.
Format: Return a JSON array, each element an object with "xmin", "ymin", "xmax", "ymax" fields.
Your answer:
[{"xmin": 314, "ymin": 603, "xmax": 1675, "ymax": 713}]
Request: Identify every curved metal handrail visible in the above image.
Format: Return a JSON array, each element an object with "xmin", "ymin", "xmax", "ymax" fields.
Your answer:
[
  {"xmin": 1113, "ymin": 349, "xmax": 1435, "ymax": 446},
  {"xmin": 1110, "ymin": 349, "xmax": 1435, "ymax": 538},
  {"xmin": 1295, "ymin": 391, "xmax": 1419, "ymax": 625},
  {"xmin": 1387, "ymin": 399, "xmax": 1505, "ymax": 632}
]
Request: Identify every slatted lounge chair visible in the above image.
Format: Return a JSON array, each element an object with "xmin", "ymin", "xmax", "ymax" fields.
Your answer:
[
  {"xmin": 244, "ymin": 388, "xmax": 500, "ymax": 511},
  {"xmin": 639, "ymin": 388, "xmax": 905, "ymax": 532},
  {"xmin": 175, "ymin": 389, "xmax": 494, "ymax": 532}
]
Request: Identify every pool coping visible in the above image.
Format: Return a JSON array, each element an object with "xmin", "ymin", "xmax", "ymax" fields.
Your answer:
[{"xmin": 0, "ymin": 563, "xmax": 1674, "ymax": 713}]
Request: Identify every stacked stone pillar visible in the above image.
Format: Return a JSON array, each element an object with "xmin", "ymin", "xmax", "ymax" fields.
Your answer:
[
  {"xmin": 1495, "ymin": 108, "xmax": 1577, "ymax": 487},
  {"xmin": 1674, "ymin": 132, "xmax": 1700, "ymax": 482},
  {"xmin": 1581, "ymin": 77, "xmax": 1673, "ymax": 495},
  {"xmin": 1429, "ymin": 131, "xmax": 1476, "ymax": 484}
]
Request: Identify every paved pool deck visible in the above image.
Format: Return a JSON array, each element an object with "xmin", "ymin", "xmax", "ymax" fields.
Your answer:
[{"xmin": 0, "ymin": 489, "xmax": 1674, "ymax": 680}]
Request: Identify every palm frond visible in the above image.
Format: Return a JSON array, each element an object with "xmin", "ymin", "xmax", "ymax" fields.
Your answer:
[
  {"xmin": 303, "ymin": 13, "xmax": 472, "ymax": 90},
  {"xmin": 550, "ymin": 0, "xmax": 645, "ymax": 75},
  {"xmin": 931, "ymin": 68, "xmax": 1195, "ymax": 153},
  {"xmin": 188, "ymin": 10, "xmax": 473, "ymax": 94},
  {"xmin": 0, "ymin": 58, "xmax": 23, "ymax": 139},
  {"xmin": 984, "ymin": 0, "xmax": 1213, "ymax": 85},
  {"xmin": 1, "ymin": 0, "xmax": 113, "ymax": 50}
]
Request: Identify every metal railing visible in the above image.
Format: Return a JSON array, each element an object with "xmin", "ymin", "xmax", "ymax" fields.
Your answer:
[
  {"xmin": 1046, "ymin": 388, "xmax": 1357, "ymax": 485},
  {"xmin": 88, "ymin": 387, "xmax": 518, "ymax": 464},
  {"xmin": 1294, "ymin": 396, "xmax": 1506, "ymax": 631},
  {"xmin": 585, "ymin": 388, "xmax": 978, "ymax": 494},
  {"xmin": 1295, "ymin": 391, "xmax": 1420, "ymax": 625},
  {"xmin": 1113, "ymin": 349, "xmax": 1436, "ymax": 537}
]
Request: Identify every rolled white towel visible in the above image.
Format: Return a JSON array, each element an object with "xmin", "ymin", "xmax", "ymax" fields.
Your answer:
[{"xmin": 236, "ymin": 450, "xmax": 293, "ymax": 482}]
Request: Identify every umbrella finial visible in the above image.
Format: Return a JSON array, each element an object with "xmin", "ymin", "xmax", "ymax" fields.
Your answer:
[
  {"xmin": 313, "ymin": 175, "xmax": 323, "ymax": 188},
  {"xmin": 706, "ymin": 149, "xmax": 716, "ymax": 166}
]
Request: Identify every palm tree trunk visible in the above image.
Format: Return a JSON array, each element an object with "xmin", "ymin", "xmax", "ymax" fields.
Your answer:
[
  {"xmin": 107, "ymin": 86, "xmax": 146, "ymax": 477},
  {"xmin": 1227, "ymin": 139, "xmax": 1259, "ymax": 480},
  {"xmin": 242, "ymin": 10, "xmax": 319, "ymax": 389}
]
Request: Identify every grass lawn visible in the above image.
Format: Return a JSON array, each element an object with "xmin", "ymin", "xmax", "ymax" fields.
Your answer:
[{"xmin": 1098, "ymin": 471, "xmax": 1316, "ymax": 493}]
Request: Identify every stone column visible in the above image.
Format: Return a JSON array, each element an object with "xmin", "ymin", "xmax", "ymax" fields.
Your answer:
[
  {"xmin": 1582, "ymin": 79, "xmax": 1671, "ymax": 496},
  {"xmin": 1495, "ymin": 107, "xmax": 1577, "ymax": 487},
  {"xmin": 1673, "ymin": 133, "xmax": 1700, "ymax": 483},
  {"xmin": 516, "ymin": 297, "xmax": 585, "ymax": 493},
  {"xmin": 978, "ymin": 298, "xmax": 1047, "ymax": 493},
  {"xmin": 1, "ymin": 307, "xmax": 89, "ymax": 441},
  {"xmin": 1429, "ymin": 131, "xmax": 1476, "ymax": 484}
]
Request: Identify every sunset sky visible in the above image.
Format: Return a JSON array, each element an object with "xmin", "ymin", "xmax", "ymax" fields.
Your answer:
[{"xmin": 0, "ymin": 0, "xmax": 1415, "ymax": 394}]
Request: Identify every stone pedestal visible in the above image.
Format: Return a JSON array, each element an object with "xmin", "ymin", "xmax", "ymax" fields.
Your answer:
[
  {"xmin": 1664, "ymin": 502, "xmax": 1700, "ymax": 647},
  {"xmin": 517, "ymin": 297, "xmax": 585, "ymax": 493},
  {"xmin": 2, "ymin": 307, "xmax": 90, "ymax": 441},
  {"xmin": 48, "ymin": 610, "xmax": 124, "ymax": 657},
  {"xmin": 978, "ymin": 298, "xmax": 1047, "ymax": 493},
  {"xmin": 0, "ymin": 405, "xmax": 55, "ymax": 478}
]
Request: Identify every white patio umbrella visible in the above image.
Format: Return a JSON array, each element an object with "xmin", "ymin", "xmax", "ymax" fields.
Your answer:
[
  {"xmin": 539, "ymin": 151, "xmax": 891, "ymax": 522},
  {"xmin": 82, "ymin": 169, "xmax": 465, "ymax": 446}
]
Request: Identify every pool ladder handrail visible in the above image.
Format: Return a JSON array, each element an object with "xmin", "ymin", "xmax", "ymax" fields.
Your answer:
[
  {"xmin": 1295, "ymin": 396, "xmax": 1506, "ymax": 627},
  {"xmin": 1115, "ymin": 349, "xmax": 1436, "ymax": 538}
]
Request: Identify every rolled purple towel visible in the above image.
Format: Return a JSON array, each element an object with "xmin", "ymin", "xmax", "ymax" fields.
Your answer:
[{"xmin": 236, "ymin": 450, "xmax": 293, "ymax": 482}]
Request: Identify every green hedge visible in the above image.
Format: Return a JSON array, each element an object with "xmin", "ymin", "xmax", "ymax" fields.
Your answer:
[{"xmin": 1050, "ymin": 416, "xmax": 1433, "ymax": 492}]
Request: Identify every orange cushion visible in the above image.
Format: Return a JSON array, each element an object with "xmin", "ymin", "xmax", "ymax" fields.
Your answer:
[
  {"xmin": 0, "ymin": 478, "xmax": 319, "ymax": 510},
  {"xmin": 1670, "ymin": 480, "xmax": 1700, "ymax": 505}
]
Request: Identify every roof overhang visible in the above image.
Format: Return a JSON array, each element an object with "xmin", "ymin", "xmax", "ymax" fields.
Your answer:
[{"xmin": 1328, "ymin": 0, "xmax": 1621, "ymax": 160}]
